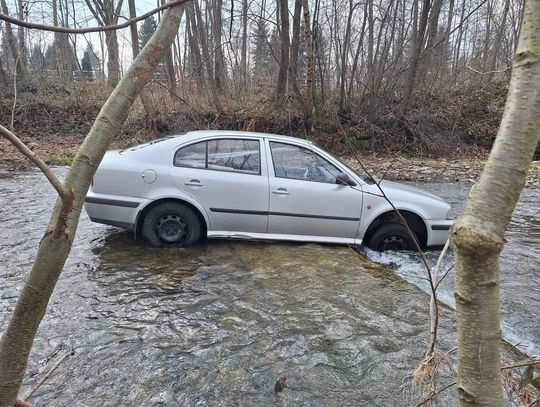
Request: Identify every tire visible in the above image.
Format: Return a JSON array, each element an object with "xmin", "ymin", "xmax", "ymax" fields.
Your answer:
[
  {"xmin": 366, "ymin": 222, "xmax": 417, "ymax": 252},
  {"xmin": 141, "ymin": 202, "xmax": 202, "ymax": 247}
]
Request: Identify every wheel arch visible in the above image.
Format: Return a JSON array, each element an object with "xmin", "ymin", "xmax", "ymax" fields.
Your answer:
[
  {"xmin": 363, "ymin": 209, "xmax": 428, "ymax": 247},
  {"xmin": 135, "ymin": 198, "xmax": 208, "ymax": 240}
]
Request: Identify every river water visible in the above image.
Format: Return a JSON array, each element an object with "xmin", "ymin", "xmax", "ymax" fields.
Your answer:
[{"xmin": 0, "ymin": 168, "xmax": 538, "ymax": 406}]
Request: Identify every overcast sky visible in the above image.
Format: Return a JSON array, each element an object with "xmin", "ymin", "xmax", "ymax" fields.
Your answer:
[{"xmin": 9, "ymin": 0, "xmax": 163, "ymax": 71}]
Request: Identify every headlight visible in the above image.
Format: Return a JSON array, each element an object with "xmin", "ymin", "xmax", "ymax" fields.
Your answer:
[{"xmin": 446, "ymin": 208, "xmax": 454, "ymax": 220}]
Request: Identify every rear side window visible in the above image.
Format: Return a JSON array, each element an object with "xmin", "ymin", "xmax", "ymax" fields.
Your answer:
[
  {"xmin": 174, "ymin": 138, "xmax": 260, "ymax": 175},
  {"xmin": 174, "ymin": 141, "xmax": 206, "ymax": 168}
]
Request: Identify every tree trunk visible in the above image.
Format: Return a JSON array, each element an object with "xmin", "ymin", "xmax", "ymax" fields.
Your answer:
[
  {"xmin": 275, "ymin": 0, "xmax": 290, "ymax": 101},
  {"xmin": 240, "ymin": 0, "xmax": 248, "ymax": 92},
  {"xmin": 347, "ymin": 6, "xmax": 367, "ymax": 102},
  {"xmin": 366, "ymin": 0, "xmax": 374, "ymax": 91},
  {"xmin": 422, "ymin": 0, "xmax": 444, "ymax": 80},
  {"xmin": 192, "ymin": 0, "xmax": 224, "ymax": 113},
  {"xmin": 0, "ymin": 3, "xmax": 186, "ymax": 405},
  {"xmin": 127, "ymin": 0, "xmax": 140, "ymax": 58},
  {"xmin": 0, "ymin": 0, "xmax": 25, "ymax": 78},
  {"xmin": 403, "ymin": 0, "xmax": 431, "ymax": 107},
  {"xmin": 289, "ymin": 0, "xmax": 302, "ymax": 87},
  {"xmin": 0, "ymin": 57, "xmax": 7, "ymax": 89},
  {"xmin": 211, "ymin": 0, "xmax": 227, "ymax": 95},
  {"xmin": 450, "ymin": 0, "xmax": 540, "ymax": 405},
  {"xmin": 301, "ymin": 0, "xmax": 313, "ymax": 128},
  {"xmin": 16, "ymin": 0, "xmax": 26, "ymax": 71},
  {"xmin": 105, "ymin": 30, "xmax": 121, "ymax": 88},
  {"xmin": 487, "ymin": 0, "xmax": 511, "ymax": 81},
  {"xmin": 338, "ymin": 0, "xmax": 355, "ymax": 115}
]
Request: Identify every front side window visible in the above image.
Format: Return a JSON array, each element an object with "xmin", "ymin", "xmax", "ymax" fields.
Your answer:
[
  {"xmin": 174, "ymin": 139, "xmax": 260, "ymax": 175},
  {"xmin": 270, "ymin": 141, "xmax": 341, "ymax": 183}
]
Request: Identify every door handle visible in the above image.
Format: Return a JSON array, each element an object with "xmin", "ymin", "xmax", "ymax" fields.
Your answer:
[
  {"xmin": 185, "ymin": 179, "xmax": 203, "ymax": 186},
  {"xmin": 272, "ymin": 188, "xmax": 289, "ymax": 195}
]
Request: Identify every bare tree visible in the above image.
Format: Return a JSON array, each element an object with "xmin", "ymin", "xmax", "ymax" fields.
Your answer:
[
  {"xmin": 301, "ymin": 0, "xmax": 314, "ymax": 128},
  {"xmin": 1, "ymin": 0, "xmax": 25, "ymax": 77},
  {"xmin": 275, "ymin": 0, "xmax": 290, "ymax": 101},
  {"xmin": 450, "ymin": 0, "xmax": 540, "ymax": 404},
  {"xmin": 0, "ymin": 2, "xmax": 187, "ymax": 405},
  {"xmin": 84, "ymin": 0, "xmax": 124, "ymax": 88}
]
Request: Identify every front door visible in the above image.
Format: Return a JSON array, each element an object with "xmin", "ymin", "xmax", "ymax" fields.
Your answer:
[
  {"xmin": 267, "ymin": 141, "xmax": 362, "ymax": 238},
  {"xmin": 170, "ymin": 137, "xmax": 269, "ymax": 233}
]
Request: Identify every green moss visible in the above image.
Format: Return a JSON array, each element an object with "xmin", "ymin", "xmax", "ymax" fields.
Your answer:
[{"xmin": 47, "ymin": 154, "xmax": 74, "ymax": 166}]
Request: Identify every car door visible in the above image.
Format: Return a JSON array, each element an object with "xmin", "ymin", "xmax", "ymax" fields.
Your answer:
[
  {"xmin": 170, "ymin": 137, "xmax": 269, "ymax": 233},
  {"xmin": 267, "ymin": 140, "xmax": 362, "ymax": 238}
]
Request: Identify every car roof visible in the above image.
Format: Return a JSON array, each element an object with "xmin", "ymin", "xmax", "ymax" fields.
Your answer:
[{"xmin": 167, "ymin": 130, "xmax": 314, "ymax": 147}]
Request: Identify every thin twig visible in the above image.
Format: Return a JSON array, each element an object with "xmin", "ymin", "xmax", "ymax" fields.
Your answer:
[
  {"xmin": 466, "ymin": 65, "xmax": 512, "ymax": 75},
  {"xmin": 378, "ymin": 160, "xmax": 394, "ymax": 186},
  {"xmin": 11, "ymin": 53, "xmax": 23, "ymax": 131},
  {"xmin": 150, "ymin": 79, "xmax": 199, "ymax": 114},
  {"xmin": 23, "ymin": 352, "xmax": 73, "ymax": 401},
  {"xmin": 414, "ymin": 381, "xmax": 457, "ymax": 407},
  {"xmin": 513, "ymin": 209, "xmax": 540, "ymax": 225},
  {"xmin": 0, "ymin": 125, "xmax": 70, "ymax": 200},
  {"xmin": 502, "ymin": 359, "xmax": 540, "ymax": 370},
  {"xmin": 435, "ymin": 264, "xmax": 455, "ymax": 290},
  {"xmin": 342, "ymin": 129, "xmax": 439, "ymax": 357},
  {"xmin": 430, "ymin": 238, "xmax": 450, "ymax": 350},
  {"xmin": 0, "ymin": 0, "xmax": 190, "ymax": 34},
  {"xmin": 188, "ymin": 41, "xmax": 231, "ymax": 78}
]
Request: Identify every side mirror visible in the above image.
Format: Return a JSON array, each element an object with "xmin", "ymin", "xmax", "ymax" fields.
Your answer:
[{"xmin": 336, "ymin": 172, "xmax": 357, "ymax": 187}]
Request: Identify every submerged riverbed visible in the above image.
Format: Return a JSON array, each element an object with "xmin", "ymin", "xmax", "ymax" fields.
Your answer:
[{"xmin": 0, "ymin": 168, "xmax": 538, "ymax": 406}]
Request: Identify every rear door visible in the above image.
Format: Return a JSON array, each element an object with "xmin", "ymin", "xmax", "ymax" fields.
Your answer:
[
  {"xmin": 266, "ymin": 140, "xmax": 362, "ymax": 238},
  {"xmin": 170, "ymin": 137, "xmax": 269, "ymax": 233}
]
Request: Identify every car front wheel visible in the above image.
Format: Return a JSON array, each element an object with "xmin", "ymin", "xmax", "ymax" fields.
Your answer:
[
  {"xmin": 366, "ymin": 222, "xmax": 417, "ymax": 252},
  {"xmin": 142, "ymin": 202, "xmax": 202, "ymax": 247}
]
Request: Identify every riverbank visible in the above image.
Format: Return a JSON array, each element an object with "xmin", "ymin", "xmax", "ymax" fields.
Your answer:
[{"xmin": 1, "ymin": 135, "xmax": 539, "ymax": 187}]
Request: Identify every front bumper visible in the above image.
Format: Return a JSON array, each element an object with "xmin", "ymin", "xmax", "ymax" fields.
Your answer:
[{"xmin": 425, "ymin": 219, "xmax": 453, "ymax": 246}]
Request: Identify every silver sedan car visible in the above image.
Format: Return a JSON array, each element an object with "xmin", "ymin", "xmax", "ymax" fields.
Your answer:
[{"xmin": 84, "ymin": 130, "xmax": 453, "ymax": 251}]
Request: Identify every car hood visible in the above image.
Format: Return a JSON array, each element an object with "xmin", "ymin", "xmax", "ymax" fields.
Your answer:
[{"xmin": 375, "ymin": 180, "xmax": 448, "ymax": 204}]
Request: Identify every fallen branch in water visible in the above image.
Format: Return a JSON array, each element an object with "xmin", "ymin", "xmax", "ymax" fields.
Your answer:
[
  {"xmin": 0, "ymin": 125, "xmax": 70, "ymax": 201},
  {"xmin": 23, "ymin": 351, "xmax": 73, "ymax": 402}
]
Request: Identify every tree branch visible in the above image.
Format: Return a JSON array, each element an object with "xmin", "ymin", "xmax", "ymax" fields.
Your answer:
[
  {"xmin": 0, "ymin": 125, "xmax": 70, "ymax": 201},
  {"xmin": 23, "ymin": 352, "xmax": 72, "ymax": 401},
  {"xmin": 0, "ymin": 0, "xmax": 190, "ymax": 33}
]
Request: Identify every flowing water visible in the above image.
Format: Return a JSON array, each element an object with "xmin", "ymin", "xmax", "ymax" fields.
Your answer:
[
  {"xmin": 360, "ymin": 182, "xmax": 540, "ymax": 358},
  {"xmin": 0, "ymin": 168, "xmax": 538, "ymax": 406}
]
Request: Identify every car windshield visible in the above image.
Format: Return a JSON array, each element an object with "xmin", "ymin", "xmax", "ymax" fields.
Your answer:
[
  {"xmin": 119, "ymin": 135, "xmax": 180, "ymax": 154},
  {"xmin": 313, "ymin": 144, "xmax": 375, "ymax": 184}
]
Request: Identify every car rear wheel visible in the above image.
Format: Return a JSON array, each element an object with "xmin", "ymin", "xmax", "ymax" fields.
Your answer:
[
  {"xmin": 142, "ymin": 202, "xmax": 202, "ymax": 247},
  {"xmin": 366, "ymin": 222, "xmax": 417, "ymax": 252}
]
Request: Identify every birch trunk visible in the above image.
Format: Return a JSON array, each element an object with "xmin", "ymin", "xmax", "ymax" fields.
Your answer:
[
  {"xmin": 450, "ymin": 0, "xmax": 540, "ymax": 405},
  {"xmin": 301, "ymin": 0, "xmax": 313, "ymax": 127},
  {"xmin": 275, "ymin": 0, "xmax": 290, "ymax": 101},
  {"xmin": 0, "ymin": 3, "xmax": 185, "ymax": 405}
]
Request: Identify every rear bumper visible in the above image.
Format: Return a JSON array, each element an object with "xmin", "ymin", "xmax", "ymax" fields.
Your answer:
[
  {"xmin": 84, "ymin": 191, "xmax": 146, "ymax": 231},
  {"xmin": 425, "ymin": 220, "xmax": 453, "ymax": 246}
]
